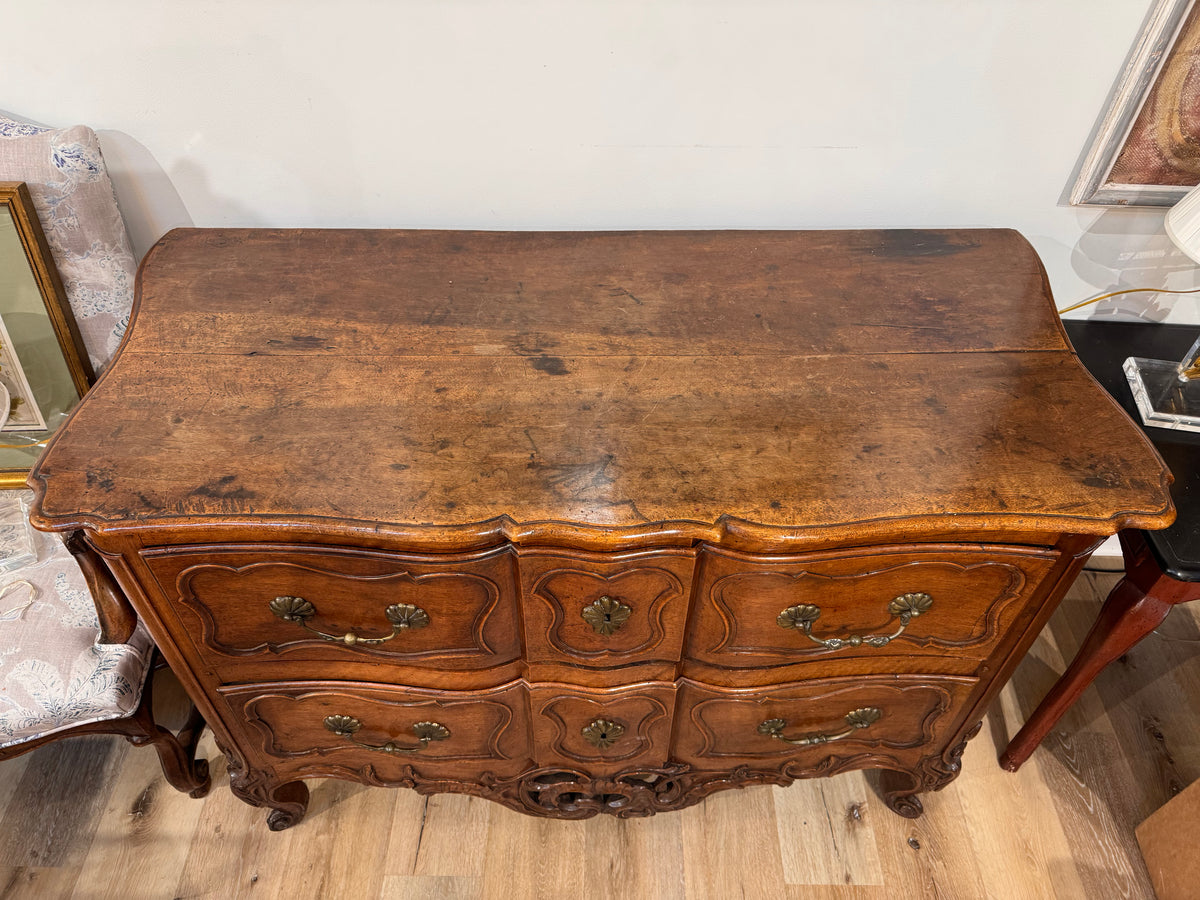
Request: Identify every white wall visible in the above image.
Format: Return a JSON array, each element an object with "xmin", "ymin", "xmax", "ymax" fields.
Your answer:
[{"xmin": 4, "ymin": 0, "xmax": 1197, "ymax": 322}]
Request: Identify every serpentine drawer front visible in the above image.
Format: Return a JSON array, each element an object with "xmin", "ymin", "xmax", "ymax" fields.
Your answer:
[
  {"xmin": 687, "ymin": 543, "xmax": 1061, "ymax": 677},
  {"xmin": 518, "ymin": 548, "xmax": 695, "ymax": 673},
  {"xmin": 28, "ymin": 228, "xmax": 1174, "ymax": 829},
  {"xmin": 673, "ymin": 676, "xmax": 976, "ymax": 769},
  {"xmin": 222, "ymin": 680, "xmax": 533, "ymax": 782},
  {"xmin": 139, "ymin": 544, "xmax": 522, "ymax": 689}
]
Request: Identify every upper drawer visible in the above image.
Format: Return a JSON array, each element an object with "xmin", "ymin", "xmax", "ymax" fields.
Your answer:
[
  {"xmin": 140, "ymin": 544, "xmax": 521, "ymax": 675},
  {"xmin": 686, "ymin": 544, "xmax": 1059, "ymax": 672},
  {"xmin": 518, "ymin": 548, "xmax": 695, "ymax": 669}
]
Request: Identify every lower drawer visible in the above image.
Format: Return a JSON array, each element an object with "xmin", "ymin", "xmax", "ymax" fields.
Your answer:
[
  {"xmin": 220, "ymin": 680, "xmax": 533, "ymax": 781},
  {"xmin": 529, "ymin": 682, "xmax": 676, "ymax": 776},
  {"xmin": 673, "ymin": 675, "xmax": 976, "ymax": 770}
]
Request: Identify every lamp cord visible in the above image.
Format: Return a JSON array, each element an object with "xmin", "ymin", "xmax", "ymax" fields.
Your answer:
[{"xmin": 1058, "ymin": 286, "xmax": 1200, "ymax": 314}]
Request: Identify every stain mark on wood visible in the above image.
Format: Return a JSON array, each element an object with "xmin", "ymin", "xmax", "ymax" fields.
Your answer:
[
  {"xmin": 194, "ymin": 475, "xmax": 258, "ymax": 501},
  {"xmin": 873, "ymin": 230, "xmax": 981, "ymax": 258},
  {"xmin": 511, "ymin": 334, "xmax": 560, "ymax": 356},
  {"xmin": 86, "ymin": 471, "xmax": 115, "ymax": 492},
  {"xmin": 600, "ymin": 284, "xmax": 645, "ymax": 305},
  {"xmin": 531, "ymin": 356, "xmax": 569, "ymax": 376},
  {"xmin": 529, "ymin": 454, "xmax": 616, "ymax": 493}
]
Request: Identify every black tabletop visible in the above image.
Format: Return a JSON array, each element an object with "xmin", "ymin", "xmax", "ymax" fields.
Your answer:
[{"xmin": 1064, "ymin": 320, "xmax": 1200, "ymax": 580}]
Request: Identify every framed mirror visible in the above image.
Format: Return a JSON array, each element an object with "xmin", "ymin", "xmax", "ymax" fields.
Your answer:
[{"xmin": 0, "ymin": 182, "xmax": 94, "ymax": 488}]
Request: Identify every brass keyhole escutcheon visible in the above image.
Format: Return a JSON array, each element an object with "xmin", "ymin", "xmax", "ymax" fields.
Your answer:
[
  {"xmin": 581, "ymin": 595, "xmax": 632, "ymax": 636},
  {"xmin": 581, "ymin": 718, "xmax": 625, "ymax": 750}
]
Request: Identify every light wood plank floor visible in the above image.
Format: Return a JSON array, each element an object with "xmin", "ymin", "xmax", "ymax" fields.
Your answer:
[{"xmin": 1, "ymin": 570, "xmax": 1197, "ymax": 899}]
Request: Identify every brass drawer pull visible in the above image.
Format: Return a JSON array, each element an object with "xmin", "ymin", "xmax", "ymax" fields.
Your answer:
[
  {"xmin": 581, "ymin": 595, "xmax": 632, "ymax": 636},
  {"xmin": 776, "ymin": 592, "xmax": 932, "ymax": 650},
  {"xmin": 581, "ymin": 718, "xmax": 625, "ymax": 749},
  {"xmin": 757, "ymin": 707, "xmax": 882, "ymax": 746},
  {"xmin": 323, "ymin": 715, "xmax": 450, "ymax": 754},
  {"xmin": 270, "ymin": 595, "xmax": 430, "ymax": 645}
]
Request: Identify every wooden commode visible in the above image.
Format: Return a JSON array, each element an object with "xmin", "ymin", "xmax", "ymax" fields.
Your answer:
[{"xmin": 27, "ymin": 228, "xmax": 1174, "ymax": 829}]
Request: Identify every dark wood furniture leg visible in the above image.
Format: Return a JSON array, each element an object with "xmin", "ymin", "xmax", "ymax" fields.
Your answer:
[
  {"xmin": 112, "ymin": 661, "xmax": 211, "ymax": 798},
  {"xmin": 1001, "ymin": 531, "xmax": 1200, "ymax": 772}
]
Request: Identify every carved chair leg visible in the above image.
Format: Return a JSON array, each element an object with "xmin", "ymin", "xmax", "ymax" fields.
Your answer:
[
  {"xmin": 877, "ymin": 768, "xmax": 924, "ymax": 819},
  {"xmin": 119, "ymin": 667, "xmax": 211, "ymax": 798}
]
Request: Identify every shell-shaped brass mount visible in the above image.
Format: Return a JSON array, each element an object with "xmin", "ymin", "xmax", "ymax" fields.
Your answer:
[
  {"xmin": 581, "ymin": 595, "xmax": 632, "ymax": 636},
  {"xmin": 777, "ymin": 592, "xmax": 932, "ymax": 650},
  {"xmin": 581, "ymin": 718, "xmax": 626, "ymax": 749},
  {"xmin": 757, "ymin": 707, "xmax": 883, "ymax": 746},
  {"xmin": 270, "ymin": 595, "xmax": 430, "ymax": 645},
  {"xmin": 323, "ymin": 715, "xmax": 450, "ymax": 754}
]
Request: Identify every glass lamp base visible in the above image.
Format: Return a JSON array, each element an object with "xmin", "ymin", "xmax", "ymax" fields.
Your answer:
[{"xmin": 1124, "ymin": 356, "xmax": 1200, "ymax": 432}]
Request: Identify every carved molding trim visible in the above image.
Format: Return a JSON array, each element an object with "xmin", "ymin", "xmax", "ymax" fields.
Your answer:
[{"xmin": 216, "ymin": 739, "xmax": 977, "ymax": 824}]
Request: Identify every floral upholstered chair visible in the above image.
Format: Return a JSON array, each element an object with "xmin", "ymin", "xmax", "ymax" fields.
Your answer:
[
  {"xmin": 0, "ymin": 502, "xmax": 209, "ymax": 795},
  {"xmin": 0, "ymin": 113, "xmax": 209, "ymax": 796}
]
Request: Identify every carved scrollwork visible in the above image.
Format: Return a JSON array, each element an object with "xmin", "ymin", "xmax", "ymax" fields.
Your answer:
[
  {"xmin": 915, "ymin": 719, "xmax": 984, "ymax": 790},
  {"xmin": 513, "ymin": 766, "xmax": 693, "ymax": 818},
  {"xmin": 216, "ymin": 735, "xmax": 310, "ymax": 830}
]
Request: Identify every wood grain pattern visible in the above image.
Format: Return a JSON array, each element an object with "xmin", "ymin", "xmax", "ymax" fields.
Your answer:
[
  {"xmin": 23, "ymin": 228, "xmax": 1178, "ymax": 830},
  {"xmin": 0, "ymin": 572, "xmax": 1191, "ymax": 899},
  {"xmin": 30, "ymin": 229, "xmax": 1171, "ymax": 547}
]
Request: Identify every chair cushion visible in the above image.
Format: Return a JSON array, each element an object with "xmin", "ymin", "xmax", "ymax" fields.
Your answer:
[
  {"xmin": 0, "ymin": 492, "xmax": 152, "ymax": 749},
  {"xmin": 0, "ymin": 113, "xmax": 137, "ymax": 372}
]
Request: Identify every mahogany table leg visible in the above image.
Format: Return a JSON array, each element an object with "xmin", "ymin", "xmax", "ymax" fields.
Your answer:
[{"xmin": 1001, "ymin": 531, "xmax": 1200, "ymax": 772}]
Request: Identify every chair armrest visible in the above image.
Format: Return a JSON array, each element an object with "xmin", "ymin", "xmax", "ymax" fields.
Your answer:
[{"xmin": 65, "ymin": 531, "xmax": 136, "ymax": 644}]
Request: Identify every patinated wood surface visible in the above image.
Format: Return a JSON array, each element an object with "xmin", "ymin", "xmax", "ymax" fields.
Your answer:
[
  {"xmin": 22, "ymin": 228, "xmax": 1177, "ymax": 829},
  {"xmin": 0, "ymin": 572, "xmax": 1190, "ymax": 898},
  {"xmin": 28, "ymin": 228, "xmax": 1173, "ymax": 545}
]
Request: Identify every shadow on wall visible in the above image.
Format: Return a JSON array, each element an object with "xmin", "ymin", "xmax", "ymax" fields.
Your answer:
[
  {"xmin": 1070, "ymin": 208, "xmax": 1200, "ymax": 322},
  {"xmin": 0, "ymin": 110, "xmax": 189, "ymax": 262},
  {"xmin": 97, "ymin": 134, "xmax": 265, "ymax": 261},
  {"xmin": 95, "ymin": 130, "xmax": 193, "ymax": 261}
]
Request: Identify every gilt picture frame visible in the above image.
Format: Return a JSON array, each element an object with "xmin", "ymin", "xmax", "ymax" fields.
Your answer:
[
  {"xmin": 1072, "ymin": 0, "xmax": 1200, "ymax": 206},
  {"xmin": 0, "ymin": 182, "xmax": 94, "ymax": 488}
]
